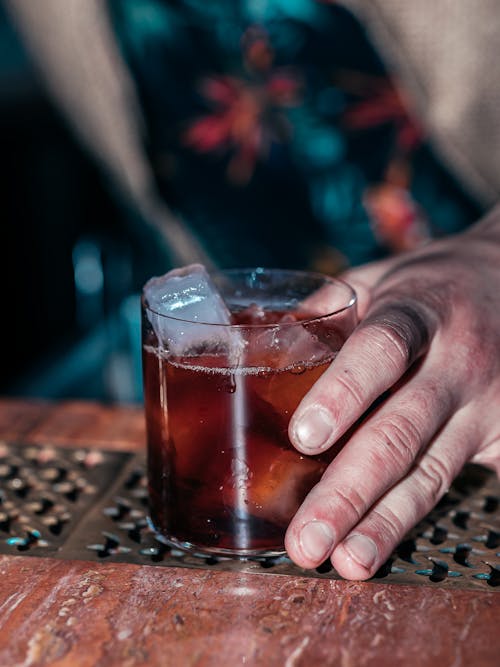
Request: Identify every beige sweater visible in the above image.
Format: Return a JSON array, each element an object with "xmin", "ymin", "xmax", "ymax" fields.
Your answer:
[{"xmin": 343, "ymin": 0, "xmax": 500, "ymax": 207}]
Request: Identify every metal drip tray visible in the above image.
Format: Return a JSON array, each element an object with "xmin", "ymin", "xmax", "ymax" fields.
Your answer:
[{"xmin": 1, "ymin": 441, "xmax": 499, "ymax": 590}]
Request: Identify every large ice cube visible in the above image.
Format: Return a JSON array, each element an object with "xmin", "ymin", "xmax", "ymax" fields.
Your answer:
[
  {"xmin": 144, "ymin": 264, "xmax": 231, "ymax": 324},
  {"xmin": 144, "ymin": 264, "xmax": 240, "ymax": 356},
  {"xmin": 245, "ymin": 445, "xmax": 324, "ymax": 527},
  {"xmin": 221, "ymin": 434, "xmax": 324, "ymax": 528}
]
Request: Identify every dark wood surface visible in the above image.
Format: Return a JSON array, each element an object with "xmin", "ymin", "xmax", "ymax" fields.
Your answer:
[{"xmin": 0, "ymin": 399, "xmax": 499, "ymax": 667}]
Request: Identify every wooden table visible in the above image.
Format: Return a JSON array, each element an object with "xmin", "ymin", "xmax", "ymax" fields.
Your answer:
[{"xmin": 0, "ymin": 399, "xmax": 499, "ymax": 667}]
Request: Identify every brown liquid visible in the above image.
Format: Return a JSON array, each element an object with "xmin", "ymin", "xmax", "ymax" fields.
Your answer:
[{"xmin": 143, "ymin": 311, "xmax": 343, "ymax": 554}]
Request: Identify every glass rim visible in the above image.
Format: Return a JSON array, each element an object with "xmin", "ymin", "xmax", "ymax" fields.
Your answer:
[{"xmin": 142, "ymin": 267, "xmax": 357, "ymax": 328}]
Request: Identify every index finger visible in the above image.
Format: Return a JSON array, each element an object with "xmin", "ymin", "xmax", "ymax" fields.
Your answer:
[{"xmin": 289, "ymin": 298, "xmax": 437, "ymax": 454}]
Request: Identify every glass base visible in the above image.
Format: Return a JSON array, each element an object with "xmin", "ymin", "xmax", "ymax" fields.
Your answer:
[{"xmin": 148, "ymin": 517, "xmax": 287, "ymax": 560}]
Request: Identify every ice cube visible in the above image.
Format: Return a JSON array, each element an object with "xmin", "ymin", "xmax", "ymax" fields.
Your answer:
[
  {"xmin": 144, "ymin": 263, "xmax": 231, "ymax": 325},
  {"xmin": 243, "ymin": 442, "xmax": 324, "ymax": 527},
  {"xmin": 144, "ymin": 264, "xmax": 242, "ymax": 357},
  {"xmin": 245, "ymin": 314, "xmax": 333, "ymax": 371}
]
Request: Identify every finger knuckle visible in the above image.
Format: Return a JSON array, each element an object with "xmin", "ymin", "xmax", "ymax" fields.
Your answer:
[
  {"xmin": 369, "ymin": 506, "xmax": 407, "ymax": 544},
  {"xmin": 416, "ymin": 453, "xmax": 451, "ymax": 503},
  {"xmin": 451, "ymin": 324, "xmax": 498, "ymax": 389},
  {"xmin": 322, "ymin": 485, "xmax": 366, "ymax": 525},
  {"xmin": 368, "ymin": 414, "xmax": 421, "ymax": 474},
  {"xmin": 364, "ymin": 301, "xmax": 433, "ymax": 367},
  {"xmin": 411, "ymin": 382, "xmax": 454, "ymax": 420},
  {"xmin": 333, "ymin": 370, "xmax": 367, "ymax": 411},
  {"xmin": 377, "ymin": 324, "xmax": 415, "ymax": 369},
  {"xmin": 356, "ymin": 326, "xmax": 408, "ymax": 377}
]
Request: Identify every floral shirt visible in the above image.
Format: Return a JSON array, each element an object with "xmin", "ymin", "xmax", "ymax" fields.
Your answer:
[{"xmin": 108, "ymin": 0, "xmax": 481, "ymax": 271}]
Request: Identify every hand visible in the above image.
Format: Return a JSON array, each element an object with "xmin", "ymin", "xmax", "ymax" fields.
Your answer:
[{"xmin": 285, "ymin": 210, "xmax": 500, "ymax": 580}]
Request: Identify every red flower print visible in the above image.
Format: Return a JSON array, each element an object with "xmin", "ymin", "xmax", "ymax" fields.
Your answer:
[
  {"xmin": 184, "ymin": 29, "xmax": 302, "ymax": 184},
  {"xmin": 339, "ymin": 71, "xmax": 429, "ymax": 251},
  {"xmin": 364, "ymin": 181, "xmax": 430, "ymax": 252},
  {"xmin": 339, "ymin": 71, "xmax": 423, "ymax": 152}
]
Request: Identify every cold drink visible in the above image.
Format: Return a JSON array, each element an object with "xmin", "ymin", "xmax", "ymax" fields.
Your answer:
[
  {"xmin": 144, "ymin": 311, "xmax": 348, "ymax": 555},
  {"xmin": 142, "ymin": 268, "xmax": 357, "ymax": 557}
]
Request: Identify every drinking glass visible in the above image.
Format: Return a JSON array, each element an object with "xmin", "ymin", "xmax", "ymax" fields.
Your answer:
[{"xmin": 142, "ymin": 268, "xmax": 357, "ymax": 557}]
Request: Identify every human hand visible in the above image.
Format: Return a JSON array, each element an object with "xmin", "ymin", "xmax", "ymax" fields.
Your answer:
[{"xmin": 285, "ymin": 211, "xmax": 500, "ymax": 579}]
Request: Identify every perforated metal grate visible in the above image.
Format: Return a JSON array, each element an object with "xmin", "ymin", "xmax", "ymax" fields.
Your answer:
[{"xmin": 1, "ymin": 441, "xmax": 499, "ymax": 589}]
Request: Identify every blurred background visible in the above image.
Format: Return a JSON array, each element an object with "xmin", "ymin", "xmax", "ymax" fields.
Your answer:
[
  {"xmin": 0, "ymin": 2, "xmax": 482, "ymax": 406},
  {"xmin": 0, "ymin": 4, "xmax": 143, "ymax": 403}
]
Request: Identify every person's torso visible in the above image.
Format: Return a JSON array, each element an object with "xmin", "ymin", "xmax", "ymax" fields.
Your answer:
[{"xmin": 108, "ymin": 0, "xmax": 481, "ymax": 270}]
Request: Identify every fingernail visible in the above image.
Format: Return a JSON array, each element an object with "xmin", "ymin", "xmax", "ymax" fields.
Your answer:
[
  {"xmin": 343, "ymin": 534, "xmax": 377, "ymax": 570},
  {"xmin": 299, "ymin": 520, "xmax": 335, "ymax": 562},
  {"xmin": 293, "ymin": 406, "xmax": 334, "ymax": 451}
]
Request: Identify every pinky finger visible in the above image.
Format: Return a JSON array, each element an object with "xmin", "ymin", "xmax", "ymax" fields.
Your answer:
[{"xmin": 330, "ymin": 416, "xmax": 476, "ymax": 580}]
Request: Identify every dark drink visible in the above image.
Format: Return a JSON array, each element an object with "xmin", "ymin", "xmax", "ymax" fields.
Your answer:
[{"xmin": 142, "ymin": 268, "xmax": 357, "ymax": 556}]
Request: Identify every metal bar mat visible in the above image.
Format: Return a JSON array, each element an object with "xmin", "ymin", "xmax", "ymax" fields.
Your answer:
[{"xmin": 1, "ymin": 441, "xmax": 499, "ymax": 590}]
